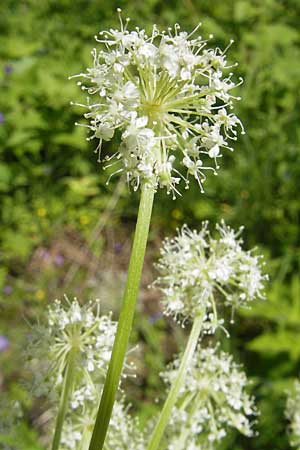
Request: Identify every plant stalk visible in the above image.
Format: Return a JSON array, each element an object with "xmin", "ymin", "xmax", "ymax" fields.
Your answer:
[
  {"xmin": 88, "ymin": 183, "xmax": 155, "ymax": 450},
  {"xmin": 146, "ymin": 311, "xmax": 205, "ymax": 450},
  {"xmin": 51, "ymin": 347, "xmax": 77, "ymax": 450},
  {"xmin": 174, "ymin": 391, "xmax": 203, "ymax": 450}
]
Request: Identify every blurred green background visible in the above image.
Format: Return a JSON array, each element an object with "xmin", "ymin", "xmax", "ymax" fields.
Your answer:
[{"xmin": 0, "ymin": 0, "xmax": 299, "ymax": 448}]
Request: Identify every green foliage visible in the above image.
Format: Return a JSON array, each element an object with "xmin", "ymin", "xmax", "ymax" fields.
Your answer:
[
  {"xmin": 246, "ymin": 277, "xmax": 300, "ymax": 361},
  {"xmin": 235, "ymin": 277, "xmax": 300, "ymax": 449},
  {"xmin": 0, "ymin": 425, "xmax": 43, "ymax": 450},
  {"xmin": 1, "ymin": 0, "xmax": 299, "ymax": 448}
]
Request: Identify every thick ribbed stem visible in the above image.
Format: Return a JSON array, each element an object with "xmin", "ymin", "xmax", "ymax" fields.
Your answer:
[
  {"xmin": 51, "ymin": 347, "xmax": 77, "ymax": 450},
  {"xmin": 147, "ymin": 312, "xmax": 205, "ymax": 450},
  {"xmin": 88, "ymin": 183, "xmax": 155, "ymax": 450}
]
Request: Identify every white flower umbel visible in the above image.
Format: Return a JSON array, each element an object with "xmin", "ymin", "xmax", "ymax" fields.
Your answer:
[
  {"xmin": 61, "ymin": 399, "xmax": 145, "ymax": 450},
  {"xmin": 162, "ymin": 346, "xmax": 257, "ymax": 450},
  {"xmin": 71, "ymin": 10, "xmax": 243, "ymax": 197},
  {"xmin": 26, "ymin": 297, "xmax": 116, "ymax": 399},
  {"xmin": 147, "ymin": 222, "xmax": 265, "ymax": 450},
  {"xmin": 25, "ymin": 296, "xmax": 117, "ymax": 450},
  {"xmin": 286, "ymin": 380, "xmax": 300, "ymax": 449},
  {"xmin": 155, "ymin": 221, "xmax": 267, "ymax": 331}
]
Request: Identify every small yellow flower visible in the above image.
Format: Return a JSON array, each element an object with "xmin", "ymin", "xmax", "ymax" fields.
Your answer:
[
  {"xmin": 220, "ymin": 203, "xmax": 232, "ymax": 213},
  {"xmin": 35, "ymin": 289, "xmax": 45, "ymax": 301},
  {"xmin": 171, "ymin": 209, "xmax": 183, "ymax": 220},
  {"xmin": 37, "ymin": 207, "xmax": 46, "ymax": 217},
  {"xmin": 80, "ymin": 215, "xmax": 90, "ymax": 225},
  {"xmin": 240, "ymin": 190, "xmax": 249, "ymax": 199}
]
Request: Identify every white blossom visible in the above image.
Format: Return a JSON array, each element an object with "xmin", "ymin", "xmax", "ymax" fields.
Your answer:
[
  {"xmin": 25, "ymin": 296, "xmax": 117, "ymax": 402},
  {"xmin": 24, "ymin": 297, "xmax": 144, "ymax": 449},
  {"xmin": 162, "ymin": 346, "xmax": 257, "ymax": 449},
  {"xmin": 60, "ymin": 398, "xmax": 146, "ymax": 450},
  {"xmin": 286, "ymin": 380, "xmax": 300, "ymax": 449},
  {"xmin": 154, "ymin": 221, "xmax": 267, "ymax": 331},
  {"xmin": 71, "ymin": 10, "xmax": 244, "ymax": 197}
]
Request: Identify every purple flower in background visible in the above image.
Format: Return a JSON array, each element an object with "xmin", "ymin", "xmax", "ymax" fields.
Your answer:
[
  {"xmin": 3, "ymin": 285, "xmax": 12, "ymax": 295},
  {"xmin": 148, "ymin": 312, "xmax": 163, "ymax": 324},
  {"xmin": 54, "ymin": 254, "xmax": 64, "ymax": 266},
  {"xmin": 40, "ymin": 249, "xmax": 51, "ymax": 261},
  {"xmin": 0, "ymin": 113, "xmax": 5, "ymax": 124},
  {"xmin": 0, "ymin": 336, "xmax": 9, "ymax": 352},
  {"xmin": 114, "ymin": 242, "xmax": 123, "ymax": 254},
  {"xmin": 4, "ymin": 65, "xmax": 13, "ymax": 74}
]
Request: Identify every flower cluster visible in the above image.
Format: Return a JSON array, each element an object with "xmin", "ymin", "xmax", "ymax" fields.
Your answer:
[
  {"xmin": 25, "ymin": 297, "xmax": 144, "ymax": 449},
  {"xmin": 71, "ymin": 10, "xmax": 243, "ymax": 197},
  {"xmin": 285, "ymin": 380, "xmax": 300, "ymax": 449},
  {"xmin": 154, "ymin": 221, "xmax": 267, "ymax": 330},
  {"xmin": 162, "ymin": 346, "xmax": 257, "ymax": 449},
  {"xmin": 25, "ymin": 297, "xmax": 117, "ymax": 401},
  {"xmin": 61, "ymin": 398, "xmax": 146, "ymax": 450}
]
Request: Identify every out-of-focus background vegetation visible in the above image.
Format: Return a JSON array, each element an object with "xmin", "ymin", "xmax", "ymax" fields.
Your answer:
[{"xmin": 0, "ymin": 0, "xmax": 299, "ymax": 448}]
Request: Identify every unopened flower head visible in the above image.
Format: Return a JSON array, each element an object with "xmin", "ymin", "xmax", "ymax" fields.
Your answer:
[
  {"xmin": 71, "ymin": 10, "xmax": 243, "ymax": 197},
  {"xmin": 285, "ymin": 380, "xmax": 300, "ymax": 449},
  {"xmin": 162, "ymin": 346, "xmax": 257, "ymax": 449},
  {"xmin": 154, "ymin": 221, "xmax": 267, "ymax": 330},
  {"xmin": 61, "ymin": 398, "xmax": 146, "ymax": 450},
  {"xmin": 25, "ymin": 296, "xmax": 116, "ymax": 399}
]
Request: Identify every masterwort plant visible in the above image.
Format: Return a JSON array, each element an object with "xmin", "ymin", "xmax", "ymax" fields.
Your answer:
[
  {"xmin": 162, "ymin": 346, "xmax": 257, "ymax": 450},
  {"xmin": 25, "ymin": 297, "xmax": 118, "ymax": 450},
  {"xmin": 147, "ymin": 221, "xmax": 267, "ymax": 450},
  {"xmin": 0, "ymin": 8, "xmax": 272, "ymax": 450},
  {"xmin": 69, "ymin": 9, "xmax": 245, "ymax": 450}
]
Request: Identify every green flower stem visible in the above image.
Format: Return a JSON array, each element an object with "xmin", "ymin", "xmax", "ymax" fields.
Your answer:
[
  {"xmin": 51, "ymin": 347, "xmax": 77, "ymax": 450},
  {"xmin": 147, "ymin": 311, "xmax": 205, "ymax": 450},
  {"xmin": 174, "ymin": 391, "xmax": 203, "ymax": 450},
  {"xmin": 88, "ymin": 183, "xmax": 155, "ymax": 450}
]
